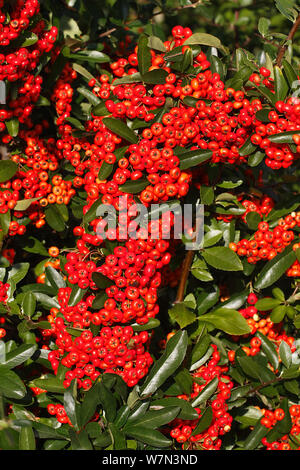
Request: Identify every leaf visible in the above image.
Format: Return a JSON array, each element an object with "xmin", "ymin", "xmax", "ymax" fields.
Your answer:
[
  {"xmin": 282, "ymin": 59, "xmax": 298, "ymax": 87},
  {"xmin": 142, "ymin": 69, "xmax": 168, "ymax": 84},
  {"xmin": 258, "ymin": 17, "xmax": 270, "ymax": 36},
  {"xmin": 0, "ymin": 343, "xmax": 37, "ymax": 369},
  {"xmin": 131, "ymin": 318, "xmax": 160, "ymax": 331},
  {"xmin": 118, "ymin": 179, "xmax": 148, "ymax": 194},
  {"xmin": 246, "ymin": 211, "xmax": 261, "ymax": 230},
  {"xmin": 255, "ymin": 108, "xmax": 271, "ymax": 122},
  {"xmin": 80, "ymin": 383, "xmax": 100, "ymax": 426},
  {"xmin": 68, "ymin": 285, "xmax": 88, "ymax": 307},
  {"xmin": 45, "ymin": 266, "xmax": 66, "ymax": 291},
  {"xmin": 0, "ymin": 369, "xmax": 26, "ymax": 399},
  {"xmin": 190, "ymin": 334, "xmax": 211, "ymax": 366},
  {"xmin": 73, "ymin": 63, "xmax": 99, "ymax": 85},
  {"xmin": 150, "ymin": 398, "xmax": 198, "ymax": 421},
  {"xmin": 113, "ymin": 73, "xmax": 142, "ymax": 85},
  {"xmin": 98, "ymin": 161, "xmax": 114, "ymax": 180},
  {"xmin": 31, "ymin": 376, "xmax": 65, "ymax": 394},
  {"xmin": 20, "ymin": 31, "xmax": 38, "ymax": 47},
  {"xmin": 256, "ymin": 331, "xmax": 279, "ymax": 370},
  {"xmin": 91, "ymin": 272, "xmax": 114, "ymax": 289},
  {"xmin": 6, "ymin": 118, "xmax": 19, "ymax": 137},
  {"xmin": 124, "ymin": 426, "xmax": 171, "ymax": 448},
  {"xmin": 202, "ymin": 246, "xmax": 243, "ymax": 271},
  {"xmin": 254, "ymin": 245, "xmax": 296, "ymax": 290},
  {"xmin": 124, "ymin": 406, "xmax": 180, "ymax": 430},
  {"xmin": 64, "ymin": 381, "xmax": 80, "ymax": 430},
  {"xmin": 184, "ymin": 33, "xmax": 226, "ymax": 53},
  {"xmin": 191, "ymin": 406, "xmax": 213, "ymax": 436},
  {"xmin": 198, "ymin": 308, "xmax": 251, "ymax": 335},
  {"xmin": 23, "ymin": 237, "xmax": 48, "ymax": 256},
  {"xmin": 210, "ymin": 56, "xmax": 225, "ymax": 81},
  {"xmin": 99, "ymin": 382, "xmax": 117, "ymax": 422},
  {"xmin": 0, "ymin": 160, "xmax": 18, "ymax": 183},
  {"xmin": 19, "ymin": 426, "xmax": 36, "ymax": 450},
  {"xmin": 191, "ymin": 376, "xmax": 218, "ymax": 407},
  {"xmin": 279, "ymin": 341, "xmax": 292, "ymax": 368},
  {"xmin": 34, "ymin": 292, "xmax": 60, "ymax": 309},
  {"xmin": 237, "ymin": 356, "xmax": 275, "ymax": 383},
  {"xmin": 77, "ymin": 87, "xmax": 100, "ymax": 106},
  {"xmin": 168, "ymin": 303, "xmax": 196, "ymax": 329},
  {"xmin": 248, "ymin": 151, "xmax": 265, "ymax": 167},
  {"xmin": 274, "ymin": 66, "xmax": 289, "ymax": 101},
  {"xmin": 243, "ymin": 420, "xmax": 268, "ymax": 450},
  {"xmin": 102, "ymin": 117, "xmax": 138, "ymax": 144},
  {"xmin": 238, "ymin": 137, "xmax": 257, "ymax": 156},
  {"xmin": 268, "ymin": 130, "xmax": 297, "ymax": 144},
  {"xmin": 270, "ymin": 305, "xmax": 286, "ymax": 323},
  {"xmin": 140, "ymin": 330, "xmax": 188, "ymax": 397},
  {"xmin": 200, "ymin": 186, "xmax": 215, "ymax": 205},
  {"xmin": 13, "ymin": 197, "xmax": 41, "ymax": 211},
  {"xmin": 179, "ymin": 149, "xmax": 212, "ymax": 170},
  {"xmin": 92, "ymin": 292, "xmax": 108, "ymax": 310},
  {"xmin": 69, "ymin": 429, "xmax": 92, "ymax": 450},
  {"xmin": 138, "ymin": 34, "xmax": 151, "ymax": 75},
  {"xmin": 66, "ymin": 50, "xmax": 110, "ymax": 63},
  {"xmin": 45, "ymin": 205, "xmax": 66, "ymax": 232},
  {"xmin": 255, "ymin": 298, "xmax": 282, "ymax": 311},
  {"xmin": 108, "ymin": 423, "xmax": 126, "ymax": 450},
  {"xmin": 148, "ymin": 36, "xmax": 166, "ymax": 52}
]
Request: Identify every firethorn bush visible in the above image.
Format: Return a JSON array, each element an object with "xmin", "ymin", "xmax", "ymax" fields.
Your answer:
[{"xmin": 0, "ymin": 0, "xmax": 300, "ymax": 452}]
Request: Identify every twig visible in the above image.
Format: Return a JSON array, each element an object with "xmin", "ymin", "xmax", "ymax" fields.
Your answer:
[
  {"xmin": 276, "ymin": 12, "xmax": 300, "ymax": 66},
  {"xmin": 175, "ymin": 250, "xmax": 195, "ymax": 303}
]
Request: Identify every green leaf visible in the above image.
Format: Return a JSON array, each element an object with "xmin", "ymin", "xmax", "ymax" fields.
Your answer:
[
  {"xmin": 191, "ymin": 406, "xmax": 213, "ymax": 436},
  {"xmin": 210, "ymin": 56, "xmax": 225, "ymax": 81},
  {"xmin": 45, "ymin": 266, "xmax": 66, "ymax": 291},
  {"xmin": 124, "ymin": 406, "xmax": 180, "ymax": 430},
  {"xmin": 131, "ymin": 318, "xmax": 160, "ymax": 331},
  {"xmin": 92, "ymin": 292, "xmax": 108, "ymax": 310},
  {"xmin": 138, "ymin": 34, "xmax": 151, "ymax": 75},
  {"xmin": 69, "ymin": 428, "xmax": 92, "ymax": 450},
  {"xmin": 23, "ymin": 237, "xmax": 48, "ymax": 256},
  {"xmin": 184, "ymin": 33, "xmax": 227, "ymax": 53},
  {"xmin": 202, "ymin": 246, "xmax": 243, "ymax": 271},
  {"xmin": 168, "ymin": 303, "xmax": 196, "ymax": 329},
  {"xmin": 13, "ymin": 197, "xmax": 41, "ymax": 211},
  {"xmin": 238, "ymin": 137, "xmax": 257, "ymax": 156},
  {"xmin": 243, "ymin": 420, "xmax": 268, "ymax": 450},
  {"xmin": 31, "ymin": 376, "xmax": 65, "ymax": 394},
  {"xmin": 0, "ymin": 369, "xmax": 26, "ymax": 399},
  {"xmin": 119, "ymin": 179, "xmax": 148, "ymax": 194},
  {"xmin": 150, "ymin": 398, "xmax": 198, "ymax": 421},
  {"xmin": 279, "ymin": 341, "xmax": 292, "ymax": 368},
  {"xmin": 255, "ymin": 298, "xmax": 282, "ymax": 311},
  {"xmin": 237, "ymin": 356, "xmax": 275, "ymax": 383},
  {"xmin": 99, "ymin": 382, "xmax": 117, "ymax": 422},
  {"xmin": 190, "ymin": 334, "xmax": 211, "ymax": 366},
  {"xmin": 113, "ymin": 73, "xmax": 142, "ymax": 85},
  {"xmin": 142, "ymin": 69, "xmax": 168, "ymax": 84},
  {"xmin": 0, "ymin": 160, "xmax": 18, "ymax": 183},
  {"xmin": 108, "ymin": 423, "xmax": 126, "ymax": 450},
  {"xmin": 270, "ymin": 305, "xmax": 286, "ymax": 323},
  {"xmin": 148, "ymin": 36, "xmax": 166, "ymax": 52},
  {"xmin": 45, "ymin": 205, "xmax": 66, "ymax": 232},
  {"xmin": 256, "ymin": 331, "xmax": 279, "ymax": 370},
  {"xmin": 274, "ymin": 65, "xmax": 289, "ymax": 101},
  {"xmin": 68, "ymin": 285, "xmax": 88, "ymax": 307},
  {"xmin": 98, "ymin": 161, "xmax": 114, "ymax": 180},
  {"xmin": 66, "ymin": 50, "xmax": 110, "ymax": 63},
  {"xmin": 19, "ymin": 426, "xmax": 36, "ymax": 450},
  {"xmin": 102, "ymin": 117, "xmax": 138, "ymax": 144},
  {"xmin": 179, "ymin": 149, "xmax": 212, "ymax": 170},
  {"xmin": 191, "ymin": 376, "xmax": 218, "ymax": 407},
  {"xmin": 200, "ymin": 186, "xmax": 215, "ymax": 205},
  {"xmin": 77, "ymin": 87, "xmax": 100, "ymax": 106},
  {"xmin": 0, "ymin": 343, "xmax": 37, "ymax": 369},
  {"xmin": 255, "ymin": 108, "xmax": 271, "ymax": 122},
  {"xmin": 140, "ymin": 331, "xmax": 188, "ymax": 397},
  {"xmin": 254, "ymin": 245, "xmax": 296, "ymax": 290},
  {"xmin": 73, "ymin": 63, "xmax": 99, "ymax": 85},
  {"xmin": 268, "ymin": 130, "xmax": 297, "ymax": 144},
  {"xmin": 92, "ymin": 272, "xmax": 114, "ymax": 289},
  {"xmin": 258, "ymin": 17, "xmax": 270, "ymax": 36},
  {"xmin": 248, "ymin": 151, "xmax": 265, "ymax": 167},
  {"xmin": 282, "ymin": 59, "xmax": 298, "ymax": 87},
  {"xmin": 80, "ymin": 383, "xmax": 100, "ymax": 426},
  {"xmin": 34, "ymin": 292, "xmax": 60, "ymax": 309},
  {"xmin": 124, "ymin": 426, "xmax": 171, "ymax": 448},
  {"xmin": 6, "ymin": 118, "xmax": 19, "ymax": 137},
  {"xmin": 20, "ymin": 31, "xmax": 38, "ymax": 47},
  {"xmin": 64, "ymin": 381, "xmax": 80, "ymax": 430},
  {"xmin": 198, "ymin": 308, "xmax": 251, "ymax": 335}
]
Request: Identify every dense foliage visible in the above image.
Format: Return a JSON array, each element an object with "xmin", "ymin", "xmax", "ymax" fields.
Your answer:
[{"xmin": 0, "ymin": 0, "xmax": 300, "ymax": 451}]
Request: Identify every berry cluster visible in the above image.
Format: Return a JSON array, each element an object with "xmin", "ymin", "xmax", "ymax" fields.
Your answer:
[
  {"xmin": 168, "ymin": 344, "xmax": 233, "ymax": 450},
  {"xmin": 230, "ymin": 213, "xmax": 300, "ymax": 269},
  {"xmin": 259, "ymin": 405, "xmax": 300, "ymax": 450}
]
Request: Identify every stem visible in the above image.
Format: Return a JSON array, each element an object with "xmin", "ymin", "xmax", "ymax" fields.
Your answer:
[
  {"xmin": 276, "ymin": 12, "xmax": 300, "ymax": 67},
  {"xmin": 175, "ymin": 250, "xmax": 195, "ymax": 303}
]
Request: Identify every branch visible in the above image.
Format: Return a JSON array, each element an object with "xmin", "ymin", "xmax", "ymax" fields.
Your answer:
[
  {"xmin": 175, "ymin": 250, "xmax": 195, "ymax": 303},
  {"xmin": 276, "ymin": 12, "xmax": 300, "ymax": 66}
]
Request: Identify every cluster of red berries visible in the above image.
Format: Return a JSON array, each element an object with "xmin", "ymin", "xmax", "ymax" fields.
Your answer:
[
  {"xmin": 259, "ymin": 404, "xmax": 300, "ymax": 450},
  {"xmin": 240, "ymin": 195, "xmax": 274, "ymax": 222},
  {"xmin": 0, "ymin": 0, "xmax": 57, "ymax": 131},
  {"xmin": 168, "ymin": 344, "xmax": 233, "ymax": 450},
  {"xmin": 43, "ymin": 287, "xmax": 153, "ymax": 390},
  {"xmin": 230, "ymin": 213, "xmax": 300, "ymax": 269},
  {"xmin": 0, "ymin": 281, "xmax": 9, "ymax": 339}
]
